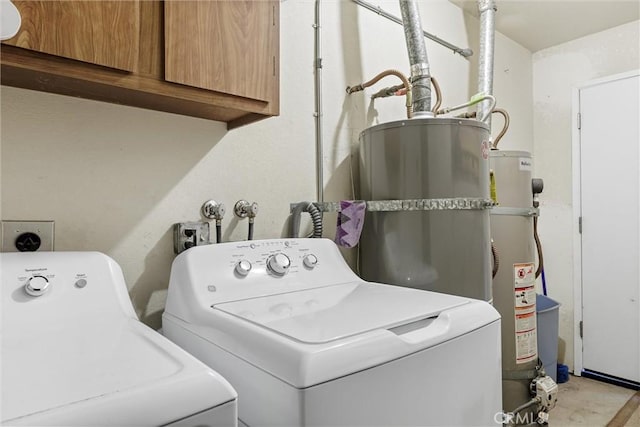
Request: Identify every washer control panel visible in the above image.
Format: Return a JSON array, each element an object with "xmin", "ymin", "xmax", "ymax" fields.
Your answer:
[
  {"xmin": 266, "ymin": 253, "xmax": 291, "ymax": 276},
  {"xmin": 302, "ymin": 253, "xmax": 318, "ymax": 269},
  {"xmin": 169, "ymin": 238, "xmax": 360, "ymax": 305},
  {"xmin": 234, "ymin": 259, "xmax": 252, "ymax": 276},
  {"xmin": 225, "ymin": 240, "xmax": 323, "ymax": 279}
]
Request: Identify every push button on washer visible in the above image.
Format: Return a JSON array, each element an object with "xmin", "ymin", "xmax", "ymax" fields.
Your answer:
[{"xmin": 75, "ymin": 279, "xmax": 87, "ymax": 288}]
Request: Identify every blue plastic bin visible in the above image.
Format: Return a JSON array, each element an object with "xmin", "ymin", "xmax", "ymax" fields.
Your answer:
[{"xmin": 536, "ymin": 294, "xmax": 560, "ymax": 382}]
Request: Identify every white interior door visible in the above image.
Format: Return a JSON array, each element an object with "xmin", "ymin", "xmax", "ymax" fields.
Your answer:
[{"xmin": 579, "ymin": 71, "xmax": 640, "ymax": 385}]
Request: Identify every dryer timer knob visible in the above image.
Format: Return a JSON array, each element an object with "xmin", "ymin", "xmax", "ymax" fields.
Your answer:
[
  {"xmin": 267, "ymin": 253, "xmax": 291, "ymax": 276},
  {"xmin": 25, "ymin": 275, "xmax": 50, "ymax": 297}
]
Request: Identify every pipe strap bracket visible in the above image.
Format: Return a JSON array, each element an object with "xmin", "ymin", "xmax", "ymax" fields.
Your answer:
[
  {"xmin": 410, "ymin": 62, "xmax": 430, "ymax": 77},
  {"xmin": 292, "ymin": 198, "xmax": 495, "ymax": 213},
  {"xmin": 491, "ymin": 206, "xmax": 539, "ymax": 217}
]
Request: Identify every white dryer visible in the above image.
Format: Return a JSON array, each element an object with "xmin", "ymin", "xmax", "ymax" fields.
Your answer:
[
  {"xmin": 1, "ymin": 251, "xmax": 237, "ymax": 426},
  {"xmin": 163, "ymin": 238, "xmax": 502, "ymax": 426}
]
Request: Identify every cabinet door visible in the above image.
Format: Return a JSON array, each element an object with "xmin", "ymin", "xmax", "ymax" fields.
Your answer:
[
  {"xmin": 2, "ymin": 1, "xmax": 140, "ymax": 72},
  {"xmin": 165, "ymin": 0, "xmax": 278, "ymax": 102}
]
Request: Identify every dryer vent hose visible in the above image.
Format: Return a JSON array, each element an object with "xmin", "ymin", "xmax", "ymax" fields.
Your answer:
[{"xmin": 291, "ymin": 202, "xmax": 323, "ymax": 238}]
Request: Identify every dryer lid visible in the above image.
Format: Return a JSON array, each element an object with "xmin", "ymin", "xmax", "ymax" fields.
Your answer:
[
  {"xmin": 213, "ymin": 281, "xmax": 469, "ymax": 344},
  {"xmin": 2, "ymin": 317, "xmax": 236, "ymax": 425}
]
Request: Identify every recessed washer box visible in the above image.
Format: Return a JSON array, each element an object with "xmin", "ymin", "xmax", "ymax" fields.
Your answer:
[{"xmin": 1, "ymin": 221, "xmax": 55, "ymax": 252}]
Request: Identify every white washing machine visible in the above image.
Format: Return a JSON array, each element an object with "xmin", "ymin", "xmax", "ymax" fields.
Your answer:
[
  {"xmin": 163, "ymin": 238, "xmax": 502, "ymax": 426},
  {"xmin": 1, "ymin": 251, "xmax": 238, "ymax": 426}
]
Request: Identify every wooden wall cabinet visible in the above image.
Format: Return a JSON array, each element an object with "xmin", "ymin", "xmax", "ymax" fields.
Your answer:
[{"xmin": 1, "ymin": 0, "xmax": 280, "ymax": 129}]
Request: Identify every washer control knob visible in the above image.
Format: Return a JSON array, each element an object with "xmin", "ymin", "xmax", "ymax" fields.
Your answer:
[
  {"xmin": 303, "ymin": 254, "xmax": 318, "ymax": 269},
  {"xmin": 267, "ymin": 253, "xmax": 291, "ymax": 276},
  {"xmin": 25, "ymin": 275, "xmax": 50, "ymax": 297},
  {"xmin": 235, "ymin": 259, "xmax": 252, "ymax": 276}
]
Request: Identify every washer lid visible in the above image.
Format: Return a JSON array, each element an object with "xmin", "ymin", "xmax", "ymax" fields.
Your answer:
[
  {"xmin": 213, "ymin": 282, "xmax": 469, "ymax": 344},
  {"xmin": 2, "ymin": 317, "xmax": 236, "ymax": 425}
]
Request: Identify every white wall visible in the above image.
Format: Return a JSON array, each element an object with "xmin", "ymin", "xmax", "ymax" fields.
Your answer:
[
  {"xmin": 0, "ymin": 0, "xmax": 532, "ymax": 329},
  {"xmin": 532, "ymin": 20, "xmax": 640, "ymax": 371}
]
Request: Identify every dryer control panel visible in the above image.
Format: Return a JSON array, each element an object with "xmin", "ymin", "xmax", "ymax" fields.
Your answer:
[
  {"xmin": 1, "ymin": 251, "xmax": 138, "ymax": 336},
  {"xmin": 167, "ymin": 238, "xmax": 361, "ymax": 306}
]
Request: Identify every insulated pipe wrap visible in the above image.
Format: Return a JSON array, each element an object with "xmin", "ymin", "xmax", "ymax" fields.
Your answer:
[{"xmin": 399, "ymin": 0, "xmax": 431, "ymax": 114}]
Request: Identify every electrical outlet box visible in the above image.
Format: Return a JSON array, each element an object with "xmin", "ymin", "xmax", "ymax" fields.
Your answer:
[
  {"xmin": 1, "ymin": 220, "xmax": 55, "ymax": 252},
  {"xmin": 173, "ymin": 222, "xmax": 210, "ymax": 254}
]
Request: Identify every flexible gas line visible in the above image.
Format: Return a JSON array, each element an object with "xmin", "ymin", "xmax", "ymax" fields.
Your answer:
[
  {"xmin": 346, "ymin": 69, "xmax": 413, "ymax": 118},
  {"xmin": 437, "ymin": 93, "xmax": 496, "ymax": 122},
  {"xmin": 490, "ymin": 108, "xmax": 510, "ymax": 149},
  {"xmin": 532, "ymin": 183, "xmax": 544, "ymax": 278},
  {"xmin": 491, "ymin": 240, "xmax": 499, "ymax": 278},
  {"xmin": 457, "ymin": 108, "xmax": 510, "ymax": 148},
  {"xmin": 371, "ymin": 76, "xmax": 442, "ymax": 115}
]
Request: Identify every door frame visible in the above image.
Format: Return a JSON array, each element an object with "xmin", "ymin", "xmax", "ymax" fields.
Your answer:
[{"xmin": 572, "ymin": 69, "xmax": 640, "ymax": 376}]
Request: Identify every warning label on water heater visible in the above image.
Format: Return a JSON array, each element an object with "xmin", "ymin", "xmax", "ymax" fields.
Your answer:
[
  {"xmin": 516, "ymin": 328, "xmax": 538, "ymax": 364},
  {"xmin": 515, "ymin": 286, "xmax": 536, "ymax": 308},
  {"xmin": 515, "ymin": 305, "xmax": 538, "ymax": 363},
  {"xmin": 513, "ymin": 262, "xmax": 538, "ymax": 364},
  {"xmin": 513, "ymin": 262, "xmax": 535, "ymax": 287}
]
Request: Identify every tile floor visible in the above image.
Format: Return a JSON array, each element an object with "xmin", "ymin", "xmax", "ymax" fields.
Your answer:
[{"xmin": 549, "ymin": 375, "xmax": 639, "ymax": 426}]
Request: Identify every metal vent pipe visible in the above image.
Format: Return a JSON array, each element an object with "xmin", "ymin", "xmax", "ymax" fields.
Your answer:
[
  {"xmin": 314, "ymin": 0, "xmax": 324, "ymax": 203},
  {"xmin": 477, "ymin": 0, "xmax": 497, "ymax": 129},
  {"xmin": 399, "ymin": 0, "xmax": 432, "ymax": 116}
]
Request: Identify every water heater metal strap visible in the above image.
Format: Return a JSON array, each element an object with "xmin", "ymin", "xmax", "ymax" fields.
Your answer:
[
  {"xmin": 491, "ymin": 206, "xmax": 539, "ymax": 217},
  {"xmin": 292, "ymin": 198, "xmax": 494, "ymax": 213}
]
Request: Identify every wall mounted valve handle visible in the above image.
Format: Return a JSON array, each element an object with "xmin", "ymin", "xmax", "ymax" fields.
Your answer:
[
  {"xmin": 202, "ymin": 200, "xmax": 226, "ymax": 220},
  {"xmin": 234, "ymin": 200, "xmax": 250, "ymax": 218}
]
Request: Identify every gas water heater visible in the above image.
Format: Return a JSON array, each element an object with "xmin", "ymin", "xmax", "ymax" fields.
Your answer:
[
  {"xmin": 491, "ymin": 150, "xmax": 557, "ymax": 425},
  {"xmin": 359, "ymin": 117, "xmax": 493, "ymax": 301}
]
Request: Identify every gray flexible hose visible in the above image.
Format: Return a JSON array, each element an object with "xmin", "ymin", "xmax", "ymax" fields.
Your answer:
[
  {"xmin": 248, "ymin": 220, "xmax": 254, "ymax": 241},
  {"xmin": 290, "ymin": 203, "xmax": 306, "ymax": 238},
  {"xmin": 290, "ymin": 202, "xmax": 323, "ymax": 238},
  {"xmin": 307, "ymin": 203, "xmax": 323, "ymax": 238}
]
